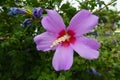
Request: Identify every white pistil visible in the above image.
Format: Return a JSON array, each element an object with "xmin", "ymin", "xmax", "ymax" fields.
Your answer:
[{"xmin": 50, "ymin": 34, "xmax": 70, "ymax": 47}]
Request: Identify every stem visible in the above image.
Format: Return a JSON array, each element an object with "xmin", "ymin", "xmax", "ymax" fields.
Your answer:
[{"xmin": 93, "ymin": 0, "xmax": 117, "ymax": 14}]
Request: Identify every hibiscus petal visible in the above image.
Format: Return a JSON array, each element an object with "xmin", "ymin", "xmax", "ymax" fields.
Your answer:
[
  {"xmin": 34, "ymin": 32, "xmax": 57, "ymax": 51},
  {"xmin": 41, "ymin": 10, "xmax": 66, "ymax": 33},
  {"xmin": 67, "ymin": 9, "xmax": 98, "ymax": 36},
  {"xmin": 70, "ymin": 38, "xmax": 99, "ymax": 60},
  {"xmin": 78, "ymin": 36, "xmax": 100, "ymax": 50},
  {"xmin": 52, "ymin": 45, "xmax": 73, "ymax": 71}
]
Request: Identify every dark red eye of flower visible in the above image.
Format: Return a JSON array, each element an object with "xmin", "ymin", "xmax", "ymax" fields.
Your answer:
[
  {"xmin": 67, "ymin": 30, "xmax": 76, "ymax": 44},
  {"xmin": 53, "ymin": 29, "xmax": 76, "ymax": 47}
]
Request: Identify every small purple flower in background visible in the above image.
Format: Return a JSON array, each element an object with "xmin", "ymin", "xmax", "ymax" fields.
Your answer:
[
  {"xmin": 86, "ymin": 69, "xmax": 90, "ymax": 73},
  {"xmin": 105, "ymin": 31, "xmax": 112, "ymax": 36},
  {"xmin": 21, "ymin": 7, "xmax": 43, "ymax": 27},
  {"xmin": 32, "ymin": 7, "xmax": 43, "ymax": 19},
  {"xmin": 86, "ymin": 67, "xmax": 101, "ymax": 77},
  {"xmin": 97, "ymin": 0, "xmax": 102, "ymax": 8},
  {"xmin": 91, "ymin": 67, "xmax": 98, "ymax": 75},
  {"xmin": 112, "ymin": 40, "xmax": 117, "ymax": 44},
  {"xmin": 91, "ymin": 67, "xmax": 101, "ymax": 76},
  {"xmin": 21, "ymin": 18, "xmax": 32, "ymax": 27},
  {"xmin": 34, "ymin": 9, "xmax": 100, "ymax": 71},
  {"xmin": 26, "ymin": 48, "xmax": 31, "ymax": 53},
  {"xmin": 8, "ymin": 7, "xmax": 43, "ymax": 27},
  {"xmin": 8, "ymin": 7, "xmax": 27, "ymax": 15},
  {"xmin": 92, "ymin": 31, "xmax": 98, "ymax": 37}
]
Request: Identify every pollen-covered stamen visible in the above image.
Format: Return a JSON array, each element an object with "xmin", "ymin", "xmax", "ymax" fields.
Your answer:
[{"xmin": 50, "ymin": 34, "xmax": 70, "ymax": 47}]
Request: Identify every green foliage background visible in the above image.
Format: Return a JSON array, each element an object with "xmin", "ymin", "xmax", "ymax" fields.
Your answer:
[{"xmin": 0, "ymin": 0, "xmax": 120, "ymax": 80}]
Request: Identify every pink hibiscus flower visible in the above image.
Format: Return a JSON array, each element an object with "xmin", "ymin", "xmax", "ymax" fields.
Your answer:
[{"xmin": 34, "ymin": 9, "xmax": 100, "ymax": 71}]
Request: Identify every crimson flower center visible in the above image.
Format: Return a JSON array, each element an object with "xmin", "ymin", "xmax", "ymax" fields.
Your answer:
[{"xmin": 50, "ymin": 30, "xmax": 76, "ymax": 47}]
